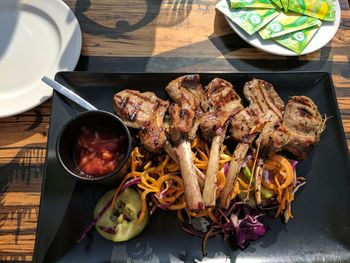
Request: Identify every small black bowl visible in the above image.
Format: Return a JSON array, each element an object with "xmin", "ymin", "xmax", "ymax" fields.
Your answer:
[{"xmin": 56, "ymin": 110, "xmax": 132, "ymax": 186}]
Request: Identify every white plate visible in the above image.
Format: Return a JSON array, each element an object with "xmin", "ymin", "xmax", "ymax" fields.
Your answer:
[
  {"xmin": 0, "ymin": 0, "xmax": 81, "ymax": 118},
  {"xmin": 223, "ymin": 1, "xmax": 341, "ymax": 56}
]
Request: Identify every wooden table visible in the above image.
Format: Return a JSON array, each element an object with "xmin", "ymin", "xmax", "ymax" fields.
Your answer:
[{"xmin": 0, "ymin": 0, "xmax": 349, "ymax": 261}]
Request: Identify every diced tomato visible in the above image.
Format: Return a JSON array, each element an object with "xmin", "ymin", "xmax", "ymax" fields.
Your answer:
[{"xmin": 76, "ymin": 127, "xmax": 124, "ymax": 177}]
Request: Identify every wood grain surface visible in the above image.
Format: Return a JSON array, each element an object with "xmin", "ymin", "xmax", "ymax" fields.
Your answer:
[{"xmin": 0, "ymin": 0, "xmax": 349, "ymax": 261}]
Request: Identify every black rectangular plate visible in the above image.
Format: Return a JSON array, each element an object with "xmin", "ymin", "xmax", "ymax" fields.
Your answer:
[{"xmin": 34, "ymin": 72, "xmax": 350, "ymax": 263}]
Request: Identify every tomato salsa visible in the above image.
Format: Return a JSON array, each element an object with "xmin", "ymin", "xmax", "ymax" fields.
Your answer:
[{"xmin": 75, "ymin": 127, "xmax": 125, "ymax": 177}]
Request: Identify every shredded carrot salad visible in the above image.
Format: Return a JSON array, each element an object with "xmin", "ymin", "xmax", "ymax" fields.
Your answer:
[{"xmin": 111, "ymin": 139, "xmax": 304, "ymax": 224}]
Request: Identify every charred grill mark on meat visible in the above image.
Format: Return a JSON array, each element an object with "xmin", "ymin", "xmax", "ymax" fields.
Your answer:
[
  {"xmin": 168, "ymin": 104, "xmax": 195, "ymax": 141},
  {"xmin": 200, "ymin": 78, "xmax": 244, "ymax": 207},
  {"xmin": 245, "ymin": 81, "xmax": 284, "ymax": 121},
  {"xmin": 200, "ymin": 78, "xmax": 243, "ymax": 140},
  {"xmin": 201, "ymin": 79, "xmax": 241, "ymax": 113},
  {"xmin": 166, "ymin": 74, "xmax": 203, "ymax": 142},
  {"xmin": 114, "ymin": 89, "xmax": 170, "ymax": 153},
  {"xmin": 244, "ymin": 79, "xmax": 284, "ymax": 121},
  {"xmin": 282, "ymin": 96, "xmax": 323, "ymax": 160}
]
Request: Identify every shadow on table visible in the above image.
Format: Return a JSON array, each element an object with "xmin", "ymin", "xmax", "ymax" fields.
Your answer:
[
  {"xmin": 0, "ymin": 144, "xmax": 45, "ymax": 261},
  {"xmin": 59, "ymin": 0, "xmax": 194, "ymax": 72},
  {"xmin": 71, "ymin": 8, "xmax": 334, "ymax": 73},
  {"xmin": 73, "ymin": 0, "xmax": 194, "ymax": 35},
  {"xmin": 0, "ymin": 104, "xmax": 49, "ymax": 149}
]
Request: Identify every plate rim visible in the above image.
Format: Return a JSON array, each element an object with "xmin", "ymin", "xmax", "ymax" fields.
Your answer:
[{"xmin": 0, "ymin": 0, "xmax": 82, "ymax": 118}]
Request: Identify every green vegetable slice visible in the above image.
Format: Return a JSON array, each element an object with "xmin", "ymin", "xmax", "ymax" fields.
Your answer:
[
  {"xmin": 94, "ymin": 188, "xmax": 149, "ymax": 242},
  {"xmin": 242, "ymin": 166, "xmax": 275, "ymax": 199}
]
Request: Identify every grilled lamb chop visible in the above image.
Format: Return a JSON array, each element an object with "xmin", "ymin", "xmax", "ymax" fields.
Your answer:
[
  {"xmin": 257, "ymin": 122, "xmax": 290, "ymax": 157},
  {"xmin": 166, "ymin": 75, "xmax": 203, "ymax": 142},
  {"xmin": 114, "ymin": 89, "xmax": 206, "ymax": 188},
  {"xmin": 219, "ymin": 79, "xmax": 285, "ymax": 208},
  {"xmin": 283, "ymin": 96, "xmax": 323, "ymax": 160},
  {"xmin": 254, "ymin": 95, "xmax": 323, "ymax": 175},
  {"xmin": 165, "ymin": 74, "xmax": 204, "ymax": 211},
  {"xmin": 254, "ymin": 96, "xmax": 323, "ymax": 205},
  {"xmin": 113, "ymin": 90, "xmax": 170, "ymax": 153},
  {"xmin": 200, "ymin": 78, "xmax": 244, "ymax": 207}
]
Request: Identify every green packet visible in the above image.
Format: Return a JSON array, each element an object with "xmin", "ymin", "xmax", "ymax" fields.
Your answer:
[
  {"xmin": 281, "ymin": 0, "xmax": 289, "ymax": 11},
  {"xmin": 271, "ymin": 0, "xmax": 283, "ymax": 9},
  {"xmin": 229, "ymin": 0, "xmax": 277, "ymax": 9},
  {"xmin": 288, "ymin": 0, "xmax": 336, "ymax": 21},
  {"xmin": 258, "ymin": 12, "xmax": 321, "ymax": 39},
  {"xmin": 273, "ymin": 25, "xmax": 320, "ymax": 53},
  {"xmin": 216, "ymin": 0, "xmax": 280, "ymax": 35}
]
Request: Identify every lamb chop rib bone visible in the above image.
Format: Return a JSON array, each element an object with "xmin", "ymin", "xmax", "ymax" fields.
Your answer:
[
  {"xmin": 165, "ymin": 74, "xmax": 204, "ymax": 211},
  {"xmin": 254, "ymin": 122, "xmax": 290, "ymax": 204},
  {"xmin": 199, "ymin": 78, "xmax": 244, "ymax": 207},
  {"xmin": 219, "ymin": 79, "xmax": 285, "ymax": 208},
  {"xmin": 164, "ymin": 141, "xmax": 205, "ymax": 188}
]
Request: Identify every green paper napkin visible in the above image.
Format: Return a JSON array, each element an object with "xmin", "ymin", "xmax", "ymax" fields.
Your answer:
[
  {"xmin": 273, "ymin": 25, "xmax": 320, "ymax": 53},
  {"xmin": 258, "ymin": 11, "xmax": 321, "ymax": 39},
  {"xmin": 216, "ymin": 0, "xmax": 280, "ymax": 35}
]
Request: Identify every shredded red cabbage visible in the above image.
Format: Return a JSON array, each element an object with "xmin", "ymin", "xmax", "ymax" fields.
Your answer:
[
  {"xmin": 230, "ymin": 213, "xmax": 266, "ymax": 248},
  {"xmin": 263, "ymin": 170, "xmax": 273, "ymax": 183},
  {"xmin": 294, "ymin": 180, "xmax": 306, "ymax": 193},
  {"xmin": 241, "ymin": 155, "xmax": 253, "ymax": 168},
  {"xmin": 120, "ymin": 178, "xmax": 141, "ymax": 192},
  {"xmin": 291, "ymin": 160, "xmax": 298, "ymax": 186},
  {"xmin": 291, "ymin": 160, "xmax": 298, "ymax": 169},
  {"xmin": 159, "ymin": 179, "xmax": 173, "ymax": 199},
  {"xmin": 98, "ymin": 225, "xmax": 117, "ymax": 235},
  {"xmin": 157, "ymin": 203, "xmax": 170, "ymax": 210},
  {"xmin": 77, "ymin": 197, "xmax": 113, "ymax": 243},
  {"xmin": 179, "ymin": 203, "xmax": 267, "ymax": 253},
  {"xmin": 218, "ymin": 203, "xmax": 266, "ymax": 249},
  {"xmin": 223, "ymin": 163, "xmax": 229, "ymax": 175}
]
